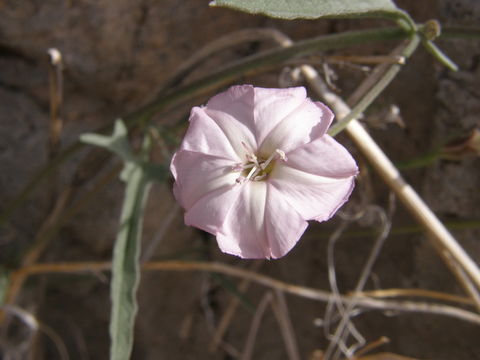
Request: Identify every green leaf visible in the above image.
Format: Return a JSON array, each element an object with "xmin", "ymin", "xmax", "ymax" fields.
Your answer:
[
  {"xmin": 80, "ymin": 119, "xmax": 136, "ymax": 162},
  {"xmin": 110, "ymin": 159, "xmax": 152, "ymax": 360},
  {"xmin": 82, "ymin": 120, "xmax": 156, "ymax": 360},
  {"xmin": 210, "ymin": 0, "xmax": 415, "ymax": 29}
]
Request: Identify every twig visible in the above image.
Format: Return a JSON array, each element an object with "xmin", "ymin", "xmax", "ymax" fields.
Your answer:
[
  {"xmin": 353, "ymin": 336, "xmax": 390, "ymax": 358},
  {"xmin": 38, "ymin": 323, "xmax": 70, "ymax": 360},
  {"xmin": 324, "ymin": 221, "xmax": 365, "ymax": 356},
  {"xmin": 242, "ymin": 290, "xmax": 301, "ymax": 360},
  {"xmin": 440, "ymin": 251, "xmax": 480, "ymax": 312},
  {"xmin": 3, "ymin": 164, "xmax": 122, "ymax": 308},
  {"xmin": 209, "ymin": 260, "xmax": 263, "ymax": 353},
  {"xmin": 324, "ymin": 221, "xmax": 365, "ymax": 353},
  {"xmin": 326, "ymin": 35, "xmax": 421, "ymax": 137},
  {"xmin": 0, "ymin": 305, "xmax": 69, "ymax": 360},
  {"xmin": 327, "ymin": 55, "xmax": 405, "ymax": 65},
  {"xmin": 241, "ymin": 292, "xmax": 273, "ymax": 360},
  {"xmin": 141, "ymin": 203, "xmax": 180, "ymax": 262},
  {"xmin": 158, "ymin": 28, "xmax": 294, "ymax": 93},
  {"xmin": 271, "ymin": 290, "xmax": 301, "ymax": 360},
  {"xmin": 47, "ymin": 48, "xmax": 64, "ymax": 160},
  {"xmin": 326, "ymin": 207, "xmax": 392, "ymax": 360},
  {"xmin": 356, "ymin": 288, "xmax": 474, "ymax": 306},
  {"xmin": 6, "ymin": 261, "xmax": 480, "ymax": 326}
]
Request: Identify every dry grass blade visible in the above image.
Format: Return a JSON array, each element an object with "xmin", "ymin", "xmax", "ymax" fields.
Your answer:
[
  {"xmin": 209, "ymin": 260, "xmax": 263, "ymax": 354},
  {"xmin": 47, "ymin": 48, "xmax": 64, "ymax": 159},
  {"xmin": 353, "ymin": 336, "xmax": 390, "ymax": 358},
  {"xmin": 325, "ymin": 207, "xmax": 392, "ymax": 360},
  {"xmin": 158, "ymin": 28, "xmax": 293, "ymax": 93},
  {"xmin": 357, "ymin": 288, "xmax": 475, "ymax": 306},
  {"xmin": 356, "ymin": 353, "xmax": 423, "ymax": 360},
  {"xmin": 9, "ymin": 261, "xmax": 480, "ymax": 325},
  {"xmin": 271, "ymin": 290, "xmax": 300, "ymax": 360},
  {"xmin": 241, "ymin": 291, "xmax": 273, "ymax": 360},
  {"xmin": 324, "ymin": 220, "xmax": 365, "ymax": 357},
  {"xmin": 0, "ymin": 305, "xmax": 69, "ymax": 360}
]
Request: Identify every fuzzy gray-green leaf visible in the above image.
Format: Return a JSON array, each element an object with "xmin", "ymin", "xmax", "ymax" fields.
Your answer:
[
  {"xmin": 212, "ymin": 0, "xmax": 398, "ymax": 19},
  {"xmin": 109, "ymin": 160, "xmax": 152, "ymax": 360},
  {"xmin": 80, "ymin": 119, "xmax": 135, "ymax": 162}
]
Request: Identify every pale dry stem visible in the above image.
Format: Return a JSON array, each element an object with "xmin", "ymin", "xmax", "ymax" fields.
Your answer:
[
  {"xmin": 5, "ymin": 261, "xmax": 480, "ymax": 326},
  {"xmin": 325, "ymin": 206, "xmax": 392, "ymax": 360},
  {"xmin": 241, "ymin": 291, "xmax": 273, "ymax": 360},
  {"xmin": 271, "ymin": 290, "xmax": 301, "ymax": 360},
  {"xmin": 209, "ymin": 260, "xmax": 263, "ymax": 354},
  {"xmin": 158, "ymin": 28, "xmax": 293, "ymax": 94}
]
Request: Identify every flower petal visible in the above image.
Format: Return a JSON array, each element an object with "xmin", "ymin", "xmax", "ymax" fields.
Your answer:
[
  {"xmin": 216, "ymin": 182, "xmax": 269, "ymax": 258},
  {"xmin": 180, "ymin": 106, "xmax": 240, "ymax": 161},
  {"xmin": 184, "ymin": 184, "xmax": 242, "ymax": 235},
  {"xmin": 270, "ymin": 164, "xmax": 355, "ymax": 221},
  {"xmin": 265, "ymin": 184, "xmax": 308, "ymax": 258},
  {"xmin": 252, "ymin": 87, "xmax": 308, "ymax": 146},
  {"xmin": 171, "ymin": 150, "xmax": 238, "ymax": 208},
  {"xmin": 259, "ymin": 100, "xmax": 334, "ymax": 156},
  {"xmin": 204, "ymin": 85, "xmax": 257, "ymax": 159},
  {"xmin": 285, "ymin": 135, "xmax": 358, "ymax": 178}
]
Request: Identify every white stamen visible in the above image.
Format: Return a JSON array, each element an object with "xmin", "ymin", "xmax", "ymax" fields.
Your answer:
[
  {"xmin": 245, "ymin": 166, "xmax": 258, "ymax": 181},
  {"xmin": 261, "ymin": 148, "xmax": 286, "ymax": 170},
  {"xmin": 233, "ymin": 148, "xmax": 286, "ymax": 183},
  {"xmin": 276, "ymin": 149, "xmax": 286, "ymax": 161}
]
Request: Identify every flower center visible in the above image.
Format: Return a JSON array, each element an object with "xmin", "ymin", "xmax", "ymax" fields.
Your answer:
[{"xmin": 233, "ymin": 142, "xmax": 286, "ymax": 184}]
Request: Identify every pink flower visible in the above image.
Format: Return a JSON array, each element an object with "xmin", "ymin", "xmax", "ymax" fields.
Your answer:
[{"xmin": 170, "ymin": 85, "xmax": 358, "ymax": 259}]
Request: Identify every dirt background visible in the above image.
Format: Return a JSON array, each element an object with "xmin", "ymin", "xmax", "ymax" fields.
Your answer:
[{"xmin": 0, "ymin": 0, "xmax": 479, "ymax": 359}]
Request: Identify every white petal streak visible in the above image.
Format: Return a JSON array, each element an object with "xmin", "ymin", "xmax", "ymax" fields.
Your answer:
[
  {"xmin": 253, "ymin": 87, "xmax": 306, "ymax": 146},
  {"xmin": 265, "ymin": 184, "xmax": 308, "ymax": 259},
  {"xmin": 185, "ymin": 184, "xmax": 243, "ymax": 235},
  {"xmin": 270, "ymin": 164, "xmax": 355, "ymax": 221},
  {"xmin": 259, "ymin": 100, "xmax": 327, "ymax": 156},
  {"xmin": 171, "ymin": 150, "xmax": 238, "ymax": 208},
  {"xmin": 204, "ymin": 85, "xmax": 257, "ymax": 159},
  {"xmin": 286, "ymin": 135, "xmax": 358, "ymax": 178},
  {"xmin": 217, "ymin": 182, "xmax": 269, "ymax": 258},
  {"xmin": 205, "ymin": 108, "xmax": 257, "ymax": 160},
  {"xmin": 181, "ymin": 107, "xmax": 240, "ymax": 161}
]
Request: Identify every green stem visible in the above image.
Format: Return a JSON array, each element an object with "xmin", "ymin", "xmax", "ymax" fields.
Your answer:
[
  {"xmin": 422, "ymin": 39, "xmax": 459, "ymax": 71},
  {"xmin": 327, "ymin": 34, "xmax": 421, "ymax": 137}
]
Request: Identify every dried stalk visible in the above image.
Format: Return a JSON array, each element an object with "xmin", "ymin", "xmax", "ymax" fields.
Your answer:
[
  {"xmin": 47, "ymin": 48, "xmax": 64, "ymax": 161},
  {"xmin": 325, "ymin": 207, "xmax": 391, "ymax": 360},
  {"xmin": 209, "ymin": 260, "xmax": 263, "ymax": 353},
  {"xmin": 158, "ymin": 28, "xmax": 293, "ymax": 93},
  {"xmin": 6, "ymin": 261, "xmax": 480, "ymax": 326},
  {"xmin": 357, "ymin": 288, "xmax": 474, "ymax": 306},
  {"xmin": 271, "ymin": 290, "xmax": 301, "ymax": 360},
  {"xmin": 241, "ymin": 292, "xmax": 273, "ymax": 360}
]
